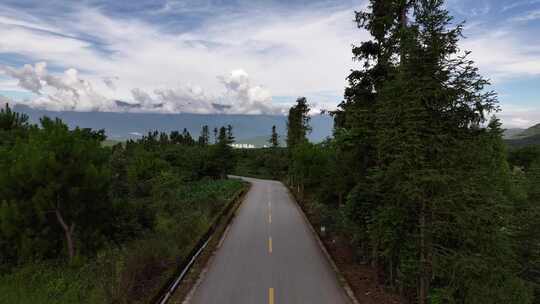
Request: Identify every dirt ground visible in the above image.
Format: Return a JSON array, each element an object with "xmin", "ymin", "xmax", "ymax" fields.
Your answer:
[{"xmin": 323, "ymin": 235, "xmax": 404, "ymax": 304}]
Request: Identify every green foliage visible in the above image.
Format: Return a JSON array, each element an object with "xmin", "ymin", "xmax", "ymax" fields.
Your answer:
[
  {"xmin": 286, "ymin": 97, "xmax": 311, "ymax": 150},
  {"xmin": 0, "ymin": 117, "xmax": 111, "ymax": 262},
  {"xmin": 269, "ymin": 125, "xmax": 280, "ymax": 148},
  {"xmin": 508, "ymin": 145, "xmax": 540, "ymax": 169},
  {"xmin": 279, "ymin": 1, "xmax": 538, "ymax": 303},
  {"xmin": 233, "ymin": 147, "xmax": 288, "ymax": 179},
  {"xmin": 0, "ymin": 107, "xmax": 244, "ymax": 303},
  {"xmin": 0, "ymin": 103, "xmax": 30, "ymax": 146}
]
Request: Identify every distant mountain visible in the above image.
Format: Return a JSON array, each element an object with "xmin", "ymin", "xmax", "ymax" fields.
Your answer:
[
  {"xmin": 511, "ymin": 124, "xmax": 540, "ymax": 139},
  {"xmin": 505, "ymin": 123, "xmax": 540, "ymax": 148},
  {"xmin": 503, "ymin": 128, "xmax": 525, "ymax": 139},
  {"xmin": 14, "ymin": 105, "xmax": 334, "ymax": 143}
]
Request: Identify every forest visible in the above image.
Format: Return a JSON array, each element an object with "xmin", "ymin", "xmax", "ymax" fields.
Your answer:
[
  {"xmin": 0, "ymin": 104, "xmax": 245, "ymax": 303},
  {"xmin": 237, "ymin": 0, "xmax": 540, "ymax": 303}
]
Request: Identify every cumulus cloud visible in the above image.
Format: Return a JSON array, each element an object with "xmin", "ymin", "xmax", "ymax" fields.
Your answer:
[
  {"xmin": 0, "ymin": 3, "xmax": 364, "ymax": 114},
  {"xmin": 219, "ymin": 69, "xmax": 281, "ymax": 114},
  {"xmin": 0, "ymin": 63, "xmax": 44, "ymax": 94},
  {"xmin": 1, "ymin": 61, "xmax": 283, "ymax": 114},
  {"xmin": 0, "ymin": 62, "xmax": 114, "ymax": 112},
  {"xmin": 103, "ymin": 76, "xmax": 119, "ymax": 90},
  {"xmin": 128, "ymin": 70, "xmax": 284, "ymax": 114}
]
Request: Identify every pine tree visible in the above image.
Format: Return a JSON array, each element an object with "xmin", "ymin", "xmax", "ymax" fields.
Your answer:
[
  {"xmin": 182, "ymin": 128, "xmax": 194, "ymax": 145},
  {"xmin": 286, "ymin": 97, "xmax": 311, "ymax": 150},
  {"xmin": 0, "ymin": 103, "xmax": 30, "ymax": 146},
  {"xmin": 226, "ymin": 125, "xmax": 234, "ymax": 144},
  {"xmin": 198, "ymin": 125, "xmax": 209, "ymax": 146},
  {"xmin": 371, "ymin": 0, "xmax": 529, "ymax": 302},
  {"xmin": 212, "ymin": 126, "xmax": 235, "ymax": 178},
  {"xmin": 269, "ymin": 125, "xmax": 279, "ymax": 148}
]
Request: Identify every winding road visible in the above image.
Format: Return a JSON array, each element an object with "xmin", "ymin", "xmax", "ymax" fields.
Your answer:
[{"xmin": 187, "ymin": 176, "xmax": 350, "ymax": 304}]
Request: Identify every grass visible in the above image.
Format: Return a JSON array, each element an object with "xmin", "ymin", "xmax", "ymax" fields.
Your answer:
[{"xmin": 0, "ymin": 178, "xmax": 246, "ymax": 304}]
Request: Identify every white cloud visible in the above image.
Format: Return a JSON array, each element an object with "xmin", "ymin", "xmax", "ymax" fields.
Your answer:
[
  {"xmin": 498, "ymin": 103, "xmax": 540, "ymax": 128},
  {"xmin": 0, "ymin": 94, "xmax": 14, "ymax": 105},
  {"xmin": 103, "ymin": 76, "xmax": 118, "ymax": 90},
  {"xmin": 0, "ymin": 3, "xmax": 366, "ymax": 114},
  {"xmin": 503, "ymin": 0, "xmax": 540, "ymax": 12},
  {"xmin": 1, "ymin": 61, "xmax": 283, "ymax": 114},
  {"xmin": 0, "ymin": 62, "xmax": 112, "ymax": 111},
  {"xmin": 1, "ymin": 0, "xmax": 538, "ymax": 122},
  {"xmin": 460, "ymin": 29, "xmax": 540, "ymax": 81},
  {"xmin": 511, "ymin": 9, "xmax": 540, "ymax": 21},
  {"xmin": 218, "ymin": 69, "xmax": 280, "ymax": 114},
  {"xmin": 127, "ymin": 70, "xmax": 284, "ymax": 114},
  {"xmin": 0, "ymin": 63, "xmax": 44, "ymax": 93}
]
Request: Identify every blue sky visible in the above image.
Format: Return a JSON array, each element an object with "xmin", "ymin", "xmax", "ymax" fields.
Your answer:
[{"xmin": 0, "ymin": 0, "xmax": 539, "ymax": 127}]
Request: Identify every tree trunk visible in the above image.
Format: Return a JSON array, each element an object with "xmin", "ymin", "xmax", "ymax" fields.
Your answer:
[
  {"xmin": 55, "ymin": 209, "xmax": 76, "ymax": 261},
  {"xmin": 399, "ymin": 1, "xmax": 408, "ymax": 63}
]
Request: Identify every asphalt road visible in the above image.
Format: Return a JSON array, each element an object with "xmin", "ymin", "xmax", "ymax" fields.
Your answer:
[{"xmin": 188, "ymin": 176, "xmax": 350, "ymax": 304}]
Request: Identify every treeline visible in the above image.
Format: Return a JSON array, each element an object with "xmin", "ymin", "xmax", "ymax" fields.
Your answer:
[
  {"xmin": 242, "ymin": 1, "xmax": 540, "ymax": 303},
  {"xmin": 0, "ymin": 103, "xmax": 243, "ymax": 303}
]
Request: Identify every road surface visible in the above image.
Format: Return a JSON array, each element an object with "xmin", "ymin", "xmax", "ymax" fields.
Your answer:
[{"xmin": 188, "ymin": 176, "xmax": 350, "ymax": 304}]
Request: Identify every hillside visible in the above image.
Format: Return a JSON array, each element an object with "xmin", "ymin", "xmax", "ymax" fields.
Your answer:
[
  {"xmin": 505, "ymin": 123, "xmax": 540, "ymax": 148},
  {"xmin": 503, "ymin": 128, "xmax": 525, "ymax": 139},
  {"xmin": 512, "ymin": 123, "xmax": 540, "ymax": 139}
]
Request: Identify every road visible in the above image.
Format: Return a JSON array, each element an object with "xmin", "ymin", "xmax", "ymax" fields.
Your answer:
[{"xmin": 187, "ymin": 176, "xmax": 350, "ymax": 304}]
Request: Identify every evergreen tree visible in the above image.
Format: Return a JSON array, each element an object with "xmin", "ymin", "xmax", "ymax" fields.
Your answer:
[
  {"xmin": 286, "ymin": 97, "xmax": 311, "ymax": 149},
  {"xmin": 269, "ymin": 125, "xmax": 279, "ymax": 148},
  {"xmin": 170, "ymin": 130, "xmax": 183, "ymax": 144},
  {"xmin": 182, "ymin": 128, "xmax": 194, "ymax": 145},
  {"xmin": 211, "ymin": 126, "xmax": 235, "ymax": 178},
  {"xmin": 340, "ymin": 0, "xmax": 531, "ymax": 302},
  {"xmin": 198, "ymin": 125, "xmax": 209, "ymax": 146},
  {"xmin": 226, "ymin": 125, "xmax": 235, "ymax": 144},
  {"xmin": 0, "ymin": 103, "xmax": 30, "ymax": 146}
]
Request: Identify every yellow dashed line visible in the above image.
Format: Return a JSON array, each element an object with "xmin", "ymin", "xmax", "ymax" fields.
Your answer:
[
  {"xmin": 268, "ymin": 237, "xmax": 272, "ymax": 253},
  {"xmin": 269, "ymin": 288, "xmax": 274, "ymax": 304}
]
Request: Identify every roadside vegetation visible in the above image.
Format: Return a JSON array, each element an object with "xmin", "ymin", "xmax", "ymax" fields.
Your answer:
[
  {"xmin": 238, "ymin": 1, "xmax": 540, "ymax": 303},
  {"xmin": 0, "ymin": 104, "xmax": 244, "ymax": 303}
]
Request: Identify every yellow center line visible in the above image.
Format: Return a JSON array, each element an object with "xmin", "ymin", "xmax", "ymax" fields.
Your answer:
[
  {"xmin": 269, "ymin": 288, "xmax": 274, "ymax": 304},
  {"xmin": 268, "ymin": 237, "xmax": 272, "ymax": 253}
]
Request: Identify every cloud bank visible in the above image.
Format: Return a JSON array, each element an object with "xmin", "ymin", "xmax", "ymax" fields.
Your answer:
[
  {"xmin": 0, "ymin": 62, "xmax": 283, "ymax": 114},
  {"xmin": 0, "ymin": 1, "xmax": 363, "ymax": 115}
]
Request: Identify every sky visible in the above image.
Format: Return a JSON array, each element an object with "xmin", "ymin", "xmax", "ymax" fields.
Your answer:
[{"xmin": 0, "ymin": 0, "xmax": 539, "ymax": 127}]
